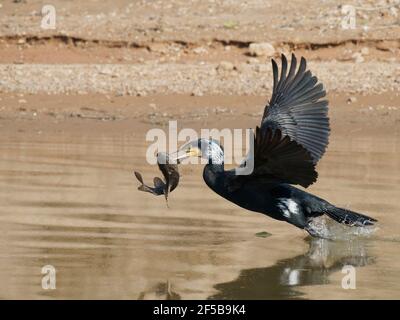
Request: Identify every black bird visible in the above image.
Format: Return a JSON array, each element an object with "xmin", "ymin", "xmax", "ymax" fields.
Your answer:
[{"xmin": 173, "ymin": 54, "xmax": 377, "ymax": 237}]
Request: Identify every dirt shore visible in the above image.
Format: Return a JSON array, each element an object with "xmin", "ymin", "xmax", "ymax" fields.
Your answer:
[
  {"xmin": 1, "ymin": 0, "xmax": 399, "ymax": 44},
  {"xmin": 0, "ymin": 0, "xmax": 399, "ymax": 131},
  {"xmin": 0, "ymin": 93, "xmax": 399, "ymax": 141}
]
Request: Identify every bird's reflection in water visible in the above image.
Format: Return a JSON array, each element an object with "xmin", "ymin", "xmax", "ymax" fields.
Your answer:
[
  {"xmin": 210, "ymin": 238, "xmax": 375, "ymax": 300},
  {"xmin": 138, "ymin": 280, "xmax": 181, "ymax": 300}
]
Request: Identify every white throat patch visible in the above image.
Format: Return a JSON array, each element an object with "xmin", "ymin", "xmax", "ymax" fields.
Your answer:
[{"xmin": 203, "ymin": 140, "xmax": 224, "ymax": 164}]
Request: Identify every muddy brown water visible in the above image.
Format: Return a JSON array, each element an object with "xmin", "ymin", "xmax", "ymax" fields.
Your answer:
[{"xmin": 0, "ymin": 126, "xmax": 399, "ymax": 299}]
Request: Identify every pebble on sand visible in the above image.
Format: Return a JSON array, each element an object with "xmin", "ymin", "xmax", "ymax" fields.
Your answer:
[
  {"xmin": 352, "ymin": 52, "xmax": 364, "ymax": 63},
  {"xmin": 216, "ymin": 61, "xmax": 235, "ymax": 72},
  {"xmin": 248, "ymin": 42, "xmax": 275, "ymax": 57},
  {"xmin": 361, "ymin": 47, "xmax": 369, "ymax": 55},
  {"xmin": 347, "ymin": 96, "xmax": 357, "ymax": 104}
]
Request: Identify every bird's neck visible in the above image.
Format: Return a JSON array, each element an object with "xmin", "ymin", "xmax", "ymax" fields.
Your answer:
[
  {"xmin": 202, "ymin": 144, "xmax": 225, "ymax": 192},
  {"xmin": 203, "ymin": 163, "xmax": 225, "ymax": 191}
]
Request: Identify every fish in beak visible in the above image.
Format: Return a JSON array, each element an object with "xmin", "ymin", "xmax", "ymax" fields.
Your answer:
[{"xmin": 134, "ymin": 152, "xmax": 180, "ymax": 206}]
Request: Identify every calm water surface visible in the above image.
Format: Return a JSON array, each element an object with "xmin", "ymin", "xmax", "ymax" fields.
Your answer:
[{"xmin": 0, "ymin": 129, "xmax": 399, "ymax": 299}]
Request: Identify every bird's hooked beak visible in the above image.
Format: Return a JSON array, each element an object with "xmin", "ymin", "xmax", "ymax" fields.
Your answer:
[{"xmin": 169, "ymin": 145, "xmax": 201, "ymax": 164}]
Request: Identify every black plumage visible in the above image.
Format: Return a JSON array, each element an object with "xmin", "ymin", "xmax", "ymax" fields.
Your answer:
[
  {"xmin": 174, "ymin": 54, "xmax": 376, "ymax": 238},
  {"xmin": 263, "ymin": 54, "xmax": 330, "ymax": 163}
]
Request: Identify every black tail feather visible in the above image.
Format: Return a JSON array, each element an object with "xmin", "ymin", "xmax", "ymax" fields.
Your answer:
[{"xmin": 325, "ymin": 206, "xmax": 377, "ymax": 227}]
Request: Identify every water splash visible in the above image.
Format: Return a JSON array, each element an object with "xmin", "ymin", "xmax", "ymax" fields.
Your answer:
[{"xmin": 306, "ymin": 216, "xmax": 378, "ymax": 240}]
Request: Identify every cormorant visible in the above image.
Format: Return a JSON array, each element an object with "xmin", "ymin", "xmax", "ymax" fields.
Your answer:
[{"xmin": 173, "ymin": 54, "xmax": 376, "ymax": 237}]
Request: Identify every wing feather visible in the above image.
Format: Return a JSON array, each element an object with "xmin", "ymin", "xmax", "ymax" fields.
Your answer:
[
  {"xmin": 229, "ymin": 54, "xmax": 328, "ymax": 191},
  {"xmin": 230, "ymin": 127, "xmax": 317, "ymax": 190},
  {"xmin": 262, "ymin": 54, "xmax": 330, "ymax": 163}
]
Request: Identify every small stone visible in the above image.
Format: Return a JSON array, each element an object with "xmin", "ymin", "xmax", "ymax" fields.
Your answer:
[
  {"xmin": 18, "ymin": 99, "xmax": 27, "ymax": 104},
  {"xmin": 246, "ymin": 58, "xmax": 259, "ymax": 64},
  {"xmin": 136, "ymin": 91, "xmax": 147, "ymax": 97},
  {"xmin": 193, "ymin": 47, "xmax": 207, "ymax": 54},
  {"xmin": 347, "ymin": 96, "xmax": 357, "ymax": 104},
  {"xmin": 216, "ymin": 61, "xmax": 235, "ymax": 71},
  {"xmin": 223, "ymin": 21, "xmax": 238, "ymax": 29},
  {"xmin": 361, "ymin": 47, "xmax": 369, "ymax": 55},
  {"xmin": 376, "ymin": 41, "xmax": 393, "ymax": 51},
  {"xmin": 148, "ymin": 43, "xmax": 168, "ymax": 54},
  {"xmin": 255, "ymin": 231, "xmax": 272, "ymax": 238},
  {"xmin": 352, "ymin": 52, "xmax": 364, "ymax": 63},
  {"xmin": 191, "ymin": 88, "xmax": 203, "ymax": 96},
  {"xmin": 249, "ymin": 42, "xmax": 275, "ymax": 57}
]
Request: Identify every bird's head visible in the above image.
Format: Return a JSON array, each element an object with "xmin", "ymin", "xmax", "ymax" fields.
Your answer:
[{"xmin": 172, "ymin": 138, "xmax": 224, "ymax": 165}]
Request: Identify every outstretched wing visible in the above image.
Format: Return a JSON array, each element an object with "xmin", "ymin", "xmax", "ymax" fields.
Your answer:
[
  {"xmin": 229, "ymin": 54, "xmax": 327, "ymax": 190},
  {"xmin": 229, "ymin": 127, "xmax": 317, "ymax": 190},
  {"xmin": 262, "ymin": 54, "xmax": 330, "ymax": 163},
  {"xmin": 251, "ymin": 127, "xmax": 317, "ymax": 187}
]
